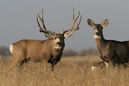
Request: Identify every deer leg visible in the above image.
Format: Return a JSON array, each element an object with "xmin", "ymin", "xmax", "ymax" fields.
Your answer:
[
  {"xmin": 19, "ymin": 58, "xmax": 30, "ymax": 69},
  {"xmin": 51, "ymin": 60, "xmax": 59, "ymax": 71},
  {"xmin": 51, "ymin": 61, "xmax": 57, "ymax": 71},
  {"xmin": 122, "ymin": 63, "xmax": 128, "ymax": 68},
  {"xmin": 9, "ymin": 59, "xmax": 21, "ymax": 70},
  {"xmin": 51, "ymin": 63, "xmax": 55, "ymax": 71},
  {"xmin": 9, "ymin": 55, "xmax": 20, "ymax": 69},
  {"xmin": 43, "ymin": 61, "xmax": 47, "ymax": 71},
  {"xmin": 9, "ymin": 59, "xmax": 17, "ymax": 70}
]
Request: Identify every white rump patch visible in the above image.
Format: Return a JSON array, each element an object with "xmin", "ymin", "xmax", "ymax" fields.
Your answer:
[{"xmin": 9, "ymin": 45, "xmax": 13, "ymax": 54}]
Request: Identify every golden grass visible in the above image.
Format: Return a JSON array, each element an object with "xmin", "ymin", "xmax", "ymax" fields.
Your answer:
[{"xmin": 0, "ymin": 56, "xmax": 129, "ymax": 86}]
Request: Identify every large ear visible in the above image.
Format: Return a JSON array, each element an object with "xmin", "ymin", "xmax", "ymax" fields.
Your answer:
[
  {"xmin": 101, "ymin": 19, "xmax": 109, "ymax": 28},
  {"xmin": 63, "ymin": 30, "xmax": 74, "ymax": 38},
  {"xmin": 87, "ymin": 19, "xmax": 95, "ymax": 27}
]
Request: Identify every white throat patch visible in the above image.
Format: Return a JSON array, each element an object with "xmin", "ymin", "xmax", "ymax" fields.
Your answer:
[
  {"xmin": 55, "ymin": 46, "xmax": 62, "ymax": 49},
  {"xmin": 94, "ymin": 35, "xmax": 101, "ymax": 39}
]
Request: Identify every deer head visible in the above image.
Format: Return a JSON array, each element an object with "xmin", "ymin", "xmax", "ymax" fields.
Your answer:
[
  {"xmin": 37, "ymin": 9, "xmax": 82, "ymax": 49},
  {"xmin": 87, "ymin": 19, "xmax": 109, "ymax": 39}
]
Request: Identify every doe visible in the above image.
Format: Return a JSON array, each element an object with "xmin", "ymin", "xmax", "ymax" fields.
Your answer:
[{"xmin": 87, "ymin": 19, "xmax": 129, "ymax": 68}]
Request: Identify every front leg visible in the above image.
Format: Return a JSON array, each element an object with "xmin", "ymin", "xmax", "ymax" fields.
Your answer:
[
  {"xmin": 51, "ymin": 62, "xmax": 55, "ymax": 71},
  {"xmin": 51, "ymin": 56, "xmax": 61, "ymax": 71},
  {"xmin": 43, "ymin": 61, "xmax": 47, "ymax": 71},
  {"xmin": 51, "ymin": 60, "xmax": 58, "ymax": 71}
]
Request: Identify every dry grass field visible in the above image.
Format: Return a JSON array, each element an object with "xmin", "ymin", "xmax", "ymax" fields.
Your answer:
[{"xmin": 0, "ymin": 56, "xmax": 129, "ymax": 86}]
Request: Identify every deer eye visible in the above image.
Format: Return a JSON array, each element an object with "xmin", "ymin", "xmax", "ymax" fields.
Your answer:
[{"xmin": 57, "ymin": 42, "xmax": 62, "ymax": 45}]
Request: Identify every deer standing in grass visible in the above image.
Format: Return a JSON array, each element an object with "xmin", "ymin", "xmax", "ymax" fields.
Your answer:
[
  {"xmin": 87, "ymin": 19, "xmax": 129, "ymax": 68},
  {"xmin": 9, "ymin": 9, "xmax": 82, "ymax": 71}
]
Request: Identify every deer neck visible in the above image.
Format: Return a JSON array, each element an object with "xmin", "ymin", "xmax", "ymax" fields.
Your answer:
[{"xmin": 94, "ymin": 33, "xmax": 105, "ymax": 52}]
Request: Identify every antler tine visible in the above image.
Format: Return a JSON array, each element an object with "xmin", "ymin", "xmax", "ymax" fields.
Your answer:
[
  {"xmin": 71, "ymin": 9, "xmax": 80, "ymax": 30},
  {"xmin": 78, "ymin": 14, "xmax": 82, "ymax": 25},
  {"xmin": 74, "ymin": 14, "xmax": 82, "ymax": 31},
  {"xmin": 36, "ymin": 9, "xmax": 55, "ymax": 35},
  {"xmin": 74, "ymin": 11, "xmax": 80, "ymax": 23},
  {"xmin": 36, "ymin": 14, "xmax": 44, "ymax": 32},
  {"xmin": 71, "ymin": 8, "xmax": 75, "ymax": 29},
  {"xmin": 62, "ymin": 9, "xmax": 81, "ymax": 34},
  {"xmin": 38, "ymin": 9, "xmax": 47, "ymax": 30},
  {"xmin": 73, "ymin": 11, "xmax": 80, "ymax": 25}
]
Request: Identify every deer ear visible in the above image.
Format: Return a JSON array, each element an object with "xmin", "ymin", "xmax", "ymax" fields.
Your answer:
[
  {"xmin": 87, "ymin": 19, "xmax": 95, "ymax": 28},
  {"xmin": 101, "ymin": 19, "xmax": 109, "ymax": 28},
  {"xmin": 63, "ymin": 30, "xmax": 73, "ymax": 38}
]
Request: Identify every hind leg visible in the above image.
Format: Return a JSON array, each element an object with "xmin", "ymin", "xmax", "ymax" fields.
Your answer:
[
  {"xmin": 19, "ymin": 58, "xmax": 30, "ymax": 69},
  {"xmin": 9, "ymin": 58, "xmax": 18, "ymax": 69},
  {"xmin": 9, "ymin": 55, "xmax": 26, "ymax": 70}
]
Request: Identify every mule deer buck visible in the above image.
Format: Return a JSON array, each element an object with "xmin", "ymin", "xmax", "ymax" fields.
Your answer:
[
  {"xmin": 87, "ymin": 19, "xmax": 129, "ymax": 68},
  {"xmin": 9, "ymin": 9, "xmax": 82, "ymax": 71}
]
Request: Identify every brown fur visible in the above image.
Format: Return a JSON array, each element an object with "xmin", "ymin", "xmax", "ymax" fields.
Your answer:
[
  {"xmin": 10, "ymin": 39, "xmax": 64, "ymax": 71},
  {"xmin": 87, "ymin": 19, "xmax": 129, "ymax": 68},
  {"xmin": 10, "ymin": 9, "xmax": 81, "ymax": 71}
]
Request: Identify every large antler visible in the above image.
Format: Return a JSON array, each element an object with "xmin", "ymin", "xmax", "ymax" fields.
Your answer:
[
  {"xmin": 71, "ymin": 8, "xmax": 82, "ymax": 31},
  {"xmin": 62, "ymin": 8, "xmax": 82, "ymax": 34},
  {"xmin": 36, "ymin": 9, "xmax": 55, "ymax": 35}
]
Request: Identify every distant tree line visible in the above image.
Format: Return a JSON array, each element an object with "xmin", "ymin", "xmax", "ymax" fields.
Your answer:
[
  {"xmin": 0, "ymin": 46, "xmax": 99, "ymax": 57},
  {"xmin": 63, "ymin": 48, "xmax": 99, "ymax": 57},
  {"xmin": 0, "ymin": 46, "xmax": 10, "ymax": 57}
]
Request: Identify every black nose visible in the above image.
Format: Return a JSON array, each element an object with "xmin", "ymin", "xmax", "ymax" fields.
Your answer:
[{"xmin": 57, "ymin": 42, "xmax": 62, "ymax": 45}]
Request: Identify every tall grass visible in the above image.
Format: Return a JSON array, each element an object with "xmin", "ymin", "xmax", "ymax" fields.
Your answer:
[{"xmin": 0, "ymin": 56, "xmax": 129, "ymax": 86}]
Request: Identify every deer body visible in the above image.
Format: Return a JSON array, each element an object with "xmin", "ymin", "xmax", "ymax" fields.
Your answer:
[
  {"xmin": 95, "ymin": 36, "xmax": 129, "ymax": 65},
  {"xmin": 10, "ymin": 39, "xmax": 64, "ymax": 70},
  {"xmin": 87, "ymin": 19, "xmax": 129, "ymax": 67},
  {"xmin": 10, "ymin": 9, "xmax": 82, "ymax": 71}
]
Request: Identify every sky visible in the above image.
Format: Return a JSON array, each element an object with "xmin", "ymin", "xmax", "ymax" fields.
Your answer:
[{"xmin": 0, "ymin": 0, "xmax": 129, "ymax": 50}]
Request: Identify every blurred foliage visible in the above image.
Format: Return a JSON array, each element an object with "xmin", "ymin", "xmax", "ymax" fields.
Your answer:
[{"xmin": 63, "ymin": 49, "xmax": 79, "ymax": 57}]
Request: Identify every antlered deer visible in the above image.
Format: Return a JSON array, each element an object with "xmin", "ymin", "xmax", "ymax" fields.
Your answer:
[
  {"xmin": 87, "ymin": 19, "xmax": 129, "ymax": 68},
  {"xmin": 9, "ymin": 9, "xmax": 82, "ymax": 71}
]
